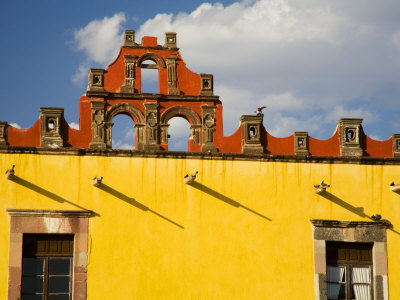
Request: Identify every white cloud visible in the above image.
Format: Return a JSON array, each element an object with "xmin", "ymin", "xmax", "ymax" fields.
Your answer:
[
  {"xmin": 112, "ymin": 139, "xmax": 134, "ymax": 150},
  {"xmin": 73, "ymin": 1, "xmax": 400, "ymax": 140},
  {"xmin": 69, "ymin": 122, "xmax": 79, "ymax": 130},
  {"xmin": 73, "ymin": 12, "xmax": 126, "ymax": 65},
  {"xmin": 10, "ymin": 122, "xmax": 21, "ymax": 129},
  {"xmin": 72, "ymin": 62, "xmax": 90, "ymax": 87}
]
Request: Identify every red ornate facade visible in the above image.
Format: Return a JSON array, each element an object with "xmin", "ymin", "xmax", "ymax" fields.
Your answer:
[{"xmin": 0, "ymin": 30, "xmax": 399, "ymax": 158}]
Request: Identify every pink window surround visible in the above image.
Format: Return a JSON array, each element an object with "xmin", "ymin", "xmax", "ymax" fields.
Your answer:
[{"xmin": 7, "ymin": 209, "xmax": 91, "ymax": 300}]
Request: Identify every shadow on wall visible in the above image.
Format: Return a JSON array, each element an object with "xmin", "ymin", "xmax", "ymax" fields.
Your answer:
[
  {"xmin": 97, "ymin": 183, "xmax": 184, "ymax": 229},
  {"xmin": 190, "ymin": 181, "xmax": 272, "ymax": 221},
  {"xmin": 319, "ymin": 190, "xmax": 400, "ymax": 235},
  {"xmin": 10, "ymin": 176, "xmax": 100, "ymax": 217}
]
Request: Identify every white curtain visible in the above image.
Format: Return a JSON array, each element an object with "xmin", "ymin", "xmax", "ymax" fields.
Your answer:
[
  {"xmin": 352, "ymin": 267, "xmax": 371, "ymax": 300},
  {"xmin": 327, "ymin": 266, "xmax": 345, "ymax": 299}
]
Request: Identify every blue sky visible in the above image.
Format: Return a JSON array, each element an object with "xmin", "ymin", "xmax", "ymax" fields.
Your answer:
[{"xmin": 1, "ymin": 0, "xmax": 400, "ymax": 150}]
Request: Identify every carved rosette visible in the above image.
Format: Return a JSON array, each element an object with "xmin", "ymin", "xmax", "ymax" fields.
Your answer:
[
  {"xmin": 166, "ymin": 56, "xmax": 179, "ymax": 95},
  {"xmin": 338, "ymin": 118, "xmax": 363, "ymax": 157},
  {"xmin": 240, "ymin": 115, "xmax": 264, "ymax": 154},
  {"xmin": 144, "ymin": 103, "xmax": 160, "ymax": 151},
  {"xmin": 120, "ymin": 55, "xmax": 138, "ymax": 93},
  {"xmin": 201, "ymin": 105, "xmax": 218, "ymax": 152},
  {"xmin": 0, "ymin": 121, "xmax": 7, "ymax": 146},
  {"xmin": 89, "ymin": 101, "xmax": 108, "ymax": 149}
]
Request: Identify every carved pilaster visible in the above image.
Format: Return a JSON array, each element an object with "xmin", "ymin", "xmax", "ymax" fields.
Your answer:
[
  {"xmin": 87, "ymin": 69, "xmax": 105, "ymax": 92},
  {"xmin": 144, "ymin": 103, "xmax": 160, "ymax": 151},
  {"xmin": 338, "ymin": 118, "xmax": 363, "ymax": 157},
  {"xmin": 164, "ymin": 32, "xmax": 177, "ymax": 49},
  {"xmin": 120, "ymin": 55, "xmax": 138, "ymax": 93},
  {"xmin": 201, "ymin": 105, "xmax": 218, "ymax": 152},
  {"xmin": 240, "ymin": 115, "xmax": 264, "ymax": 154},
  {"xmin": 160, "ymin": 124, "xmax": 170, "ymax": 145},
  {"xmin": 123, "ymin": 30, "xmax": 136, "ymax": 47},
  {"xmin": 200, "ymin": 74, "xmax": 214, "ymax": 96},
  {"xmin": 135, "ymin": 124, "xmax": 145, "ymax": 151},
  {"xmin": 392, "ymin": 134, "xmax": 400, "ymax": 158},
  {"xmin": 166, "ymin": 56, "xmax": 179, "ymax": 95},
  {"xmin": 294, "ymin": 131, "xmax": 309, "ymax": 156},
  {"xmin": 89, "ymin": 101, "xmax": 107, "ymax": 149},
  {"xmin": 190, "ymin": 124, "xmax": 202, "ymax": 145},
  {"xmin": 0, "ymin": 121, "xmax": 7, "ymax": 146},
  {"xmin": 40, "ymin": 108, "xmax": 64, "ymax": 148}
]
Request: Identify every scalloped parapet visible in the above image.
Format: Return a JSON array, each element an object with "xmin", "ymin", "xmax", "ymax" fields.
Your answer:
[{"xmin": 0, "ymin": 30, "xmax": 398, "ymax": 159}]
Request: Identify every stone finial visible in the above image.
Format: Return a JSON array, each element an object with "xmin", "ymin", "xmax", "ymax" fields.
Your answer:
[
  {"xmin": 124, "ymin": 30, "xmax": 136, "ymax": 46},
  {"xmin": 392, "ymin": 134, "xmax": 400, "ymax": 158},
  {"xmin": 200, "ymin": 74, "xmax": 214, "ymax": 96},
  {"xmin": 240, "ymin": 115, "xmax": 264, "ymax": 154},
  {"xmin": 0, "ymin": 121, "xmax": 7, "ymax": 146},
  {"xmin": 87, "ymin": 69, "xmax": 105, "ymax": 92},
  {"xmin": 294, "ymin": 131, "xmax": 309, "ymax": 156},
  {"xmin": 337, "ymin": 118, "xmax": 363, "ymax": 157},
  {"xmin": 164, "ymin": 32, "xmax": 177, "ymax": 48},
  {"xmin": 40, "ymin": 107, "xmax": 64, "ymax": 148}
]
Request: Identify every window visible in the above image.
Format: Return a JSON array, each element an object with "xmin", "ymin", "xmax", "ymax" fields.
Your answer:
[
  {"xmin": 311, "ymin": 219, "xmax": 390, "ymax": 300},
  {"xmin": 22, "ymin": 234, "xmax": 74, "ymax": 300},
  {"xmin": 326, "ymin": 242, "xmax": 373, "ymax": 300}
]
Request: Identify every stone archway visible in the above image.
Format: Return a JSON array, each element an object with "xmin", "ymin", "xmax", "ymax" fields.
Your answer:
[
  {"xmin": 160, "ymin": 106, "xmax": 202, "ymax": 146},
  {"xmin": 105, "ymin": 103, "xmax": 146, "ymax": 150},
  {"xmin": 137, "ymin": 53, "xmax": 166, "ymax": 68}
]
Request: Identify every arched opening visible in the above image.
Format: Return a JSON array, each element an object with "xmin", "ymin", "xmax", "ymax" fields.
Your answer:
[
  {"xmin": 141, "ymin": 59, "xmax": 158, "ymax": 93},
  {"xmin": 167, "ymin": 117, "xmax": 191, "ymax": 151},
  {"xmin": 111, "ymin": 114, "xmax": 135, "ymax": 150}
]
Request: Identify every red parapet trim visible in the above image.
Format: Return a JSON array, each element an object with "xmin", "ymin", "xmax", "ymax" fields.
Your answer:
[
  {"xmin": 217, "ymin": 126, "xmax": 242, "ymax": 153},
  {"xmin": 364, "ymin": 136, "xmax": 393, "ymax": 158},
  {"xmin": 309, "ymin": 130, "xmax": 340, "ymax": 157},
  {"xmin": 265, "ymin": 131, "xmax": 294, "ymax": 155},
  {"xmin": 7, "ymin": 120, "xmax": 41, "ymax": 147}
]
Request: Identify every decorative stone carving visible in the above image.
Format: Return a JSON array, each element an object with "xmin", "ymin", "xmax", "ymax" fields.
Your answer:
[
  {"xmin": 294, "ymin": 131, "xmax": 309, "ymax": 156},
  {"xmin": 240, "ymin": 115, "xmax": 264, "ymax": 154},
  {"xmin": 201, "ymin": 105, "xmax": 218, "ymax": 152},
  {"xmin": 120, "ymin": 55, "xmax": 138, "ymax": 93},
  {"xmin": 87, "ymin": 69, "xmax": 105, "ymax": 92},
  {"xmin": 164, "ymin": 32, "xmax": 177, "ymax": 49},
  {"xmin": 166, "ymin": 56, "xmax": 179, "ymax": 95},
  {"xmin": 392, "ymin": 134, "xmax": 400, "ymax": 158},
  {"xmin": 144, "ymin": 103, "xmax": 160, "ymax": 151},
  {"xmin": 160, "ymin": 124, "xmax": 170, "ymax": 145},
  {"xmin": 338, "ymin": 118, "xmax": 363, "ymax": 157},
  {"xmin": 200, "ymin": 74, "xmax": 214, "ymax": 96},
  {"xmin": 89, "ymin": 101, "xmax": 108, "ymax": 149},
  {"xmin": 124, "ymin": 30, "xmax": 136, "ymax": 47},
  {"xmin": 0, "ymin": 121, "xmax": 7, "ymax": 146},
  {"xmin": 190, "ymin": 125, "xmax": 202, "ymax": 145},
  {"xmin": 40, "ymin": 108, "xmax": 64, "ymax": 148}
]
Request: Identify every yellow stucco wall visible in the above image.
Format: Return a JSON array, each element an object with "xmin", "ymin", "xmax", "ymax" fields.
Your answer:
[{"xmin": 1, "ymin": 153, "xmax": 399, "ymax": 299}]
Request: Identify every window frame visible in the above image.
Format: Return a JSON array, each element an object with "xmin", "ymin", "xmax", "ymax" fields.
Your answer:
[
  {"xmin": 311, "ymin": 219, "xmax": 390, "ymax": 300},
  {"xmin": 7, "ymin": 209, "xmax": 91, "ymax": 300}
]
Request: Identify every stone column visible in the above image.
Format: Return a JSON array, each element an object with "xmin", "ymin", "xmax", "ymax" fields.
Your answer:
[
  {"xmin": 392, "ymin": 134, "xmax": 400, "ymax": 158},
  {"xmin": 144, "ymin": 103, "xmax": 160, "ymax": 151},
  {"xmin": 201, "ymin": 105, "xmax": 218, "ymax": 152},
  {"xmin": 166, "ymin": 56, "xmax": 179, "ymax": 95},
  {"xmin": 240, "ymin": 115, "xmax": 264, "ymax": 154},
  {"xmin": 120, "ymin": 55, "xmax": 138, "ymax": 93},
  {"xmin": 190, "ymin": 124, "xmax": 202, "ymax": 145},
  {"xmin": 0, "ymin": 121, "xmax": 7, "ymax": 146},
  {"xmin": 135, "ymin": 124, "xmax": 145, "ymax": 151},
  {"xmin": 160, "ymin": 124, "xmax": 170, "ymax": 145},
  {"xmin": 338, "ymin": 118, "xmax": 363, "ymax": 157},
  {"xmin": 40, "ymin": 108, "xmax": 64, "ymax": 148},
  {"xmin": 89, "ymin": 101, "xmax": 107, "ymax": 149},
  {"xmin": 294, "ymin": 131, "xmax": 309, "ymax": 156}
]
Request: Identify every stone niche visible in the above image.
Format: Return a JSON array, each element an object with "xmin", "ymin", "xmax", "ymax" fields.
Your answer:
[
  {"xmin": 40, "ymin": 108, "xmax": 64, "ymax": 148},
  {"xmin": 240, "ymin": 115, "xmax": 264, "ymax": 154},
  {"xmin": 337, "ymin": 118, "xmax": 363, "ymax": 157}
]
